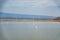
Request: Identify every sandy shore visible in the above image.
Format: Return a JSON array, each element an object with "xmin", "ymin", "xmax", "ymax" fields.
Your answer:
[{"xmin": 0, "ymin": 19, "xmax": 60, "ymax": 22}]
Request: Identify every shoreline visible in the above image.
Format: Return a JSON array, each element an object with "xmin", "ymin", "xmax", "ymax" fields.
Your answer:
[{"xmin": 0, "ymin": 19, "xmax": 60, "ymax": 22}]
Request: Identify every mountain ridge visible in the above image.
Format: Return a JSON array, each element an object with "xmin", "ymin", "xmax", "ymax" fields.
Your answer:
[{"xmin": 0, "ymin": 12, "xmax": 56, "ymax": 20}]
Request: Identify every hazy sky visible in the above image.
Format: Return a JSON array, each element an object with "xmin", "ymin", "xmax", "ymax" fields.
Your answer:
[{"xmin": 1, "ymin": 0, "xmax": 60, "ymax": 16}]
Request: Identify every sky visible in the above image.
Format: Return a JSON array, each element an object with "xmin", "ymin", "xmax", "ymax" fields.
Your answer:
[{"xmin": 1, "ymin": 0, "xmax": 60, "ymax": 16}]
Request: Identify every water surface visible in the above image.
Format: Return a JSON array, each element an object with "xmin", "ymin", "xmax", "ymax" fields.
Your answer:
[{"xmin": 0, "ymin": 22, "xmax": 60, "ymax": 40}]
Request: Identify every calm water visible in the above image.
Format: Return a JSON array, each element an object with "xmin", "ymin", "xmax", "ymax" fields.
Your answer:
[{"xmin": 0, "ymin": 22, "xmax": 60, "ymax": 40}]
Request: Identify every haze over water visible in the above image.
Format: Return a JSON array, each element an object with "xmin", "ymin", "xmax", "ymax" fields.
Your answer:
[{"xmin": 0, "ymin": 22, "xmax": 60, "ymax": 40}]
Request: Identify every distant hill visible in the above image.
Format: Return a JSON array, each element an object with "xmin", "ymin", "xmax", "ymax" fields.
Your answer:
[{"xmin": 0, "ymin": 12, "xmax": 56, "ymax": 20}]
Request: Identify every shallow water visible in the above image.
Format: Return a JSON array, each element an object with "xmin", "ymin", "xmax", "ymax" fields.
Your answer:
[{"xmin": 0, "ymin": 22, "xmax": 60, "ymax": 40}]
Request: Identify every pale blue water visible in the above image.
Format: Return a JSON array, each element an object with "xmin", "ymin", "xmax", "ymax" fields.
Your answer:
[{"xmin": 0, "ymin": 22, "xmax": 60, "ymax": 40}]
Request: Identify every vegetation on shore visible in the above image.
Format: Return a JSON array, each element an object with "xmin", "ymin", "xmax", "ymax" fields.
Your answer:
[{"xmin": 0, "ymin": 17, "xmax": 60, "ymax": 22}]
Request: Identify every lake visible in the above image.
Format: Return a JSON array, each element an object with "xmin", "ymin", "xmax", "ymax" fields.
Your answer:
[{"xmin": 0, "ymin": 22, "xmax": 60, "ymax": 40}]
